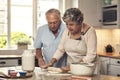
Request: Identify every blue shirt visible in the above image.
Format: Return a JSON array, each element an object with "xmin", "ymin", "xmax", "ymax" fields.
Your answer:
[{"xmin": 34, "ymin": 22, "xmax": 66, "ymax": 67}]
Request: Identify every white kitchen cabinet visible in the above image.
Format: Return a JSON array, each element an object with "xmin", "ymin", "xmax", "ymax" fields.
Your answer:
[
  {"xmin": 100, "ymin": 57, "xmax": 109, "ymax": 75},
  {"xmin": 0, "ymin": 59, "xmax": 19, "ymax": 67},
  {"xmin": 100, "ymin": 56, "xmax": 120, "ymax": 76},
  {"xmin": 108, "ymin": 65, "xmax": 120, "ymax": 76},
  {"xmin": 78, "ymin": 0, "xmax": 102, "ymax": 28},
  {"xmin": 108, "ymin": 58, "xmax": 120, "ymax": 76},
  {"xmin": 63, "ymin": 0, "xmax": 102, "ymax": 28}
]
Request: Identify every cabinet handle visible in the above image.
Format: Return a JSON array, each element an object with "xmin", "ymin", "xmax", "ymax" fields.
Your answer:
[
  {"xmin": 117, "ymin": 61, "xmax": 120, "ymax": 64},
  {"xmin": 117, "ymin": 74, "xmax": 120, "ymax": 77},
  {"xmin": 99, "ymin": 20, "xmax": 102, "ymax": 22},
  {"xmin": 0, "ymin": 61, "xmax": 6, "ymax": 64}
]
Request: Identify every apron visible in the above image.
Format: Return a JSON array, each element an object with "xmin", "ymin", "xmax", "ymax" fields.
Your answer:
[{"xmin": 64, "ymin": 36, "xmax": 87, "ymax": 65}]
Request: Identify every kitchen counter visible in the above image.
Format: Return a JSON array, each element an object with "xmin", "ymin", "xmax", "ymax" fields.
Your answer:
[
  {"xmin": 0, "ymin": 67, "xmax": 120, "ymax": 80},
  {"xmin": 0, "ymin": 55, "xmax": 21, "ymax": 59},
  {"xmin": 0, "ymin": 73, "xmax": 120, "ymax": 80},
  {"xmin": 100, "ymin": 75, "xmax": 120, "ymax": 80},
  {"xmin": 97, "ymin": 52, "xmax": 120, "ymax": 59},
  {"xmin": 0, "ymin": 51, "xmax": 119, "ymax": 59}
]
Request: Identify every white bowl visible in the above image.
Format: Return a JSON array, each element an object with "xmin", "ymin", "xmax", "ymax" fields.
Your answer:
[{"xmin": 70, "ymin": 62, "xmax": 95, "ymax": 76}]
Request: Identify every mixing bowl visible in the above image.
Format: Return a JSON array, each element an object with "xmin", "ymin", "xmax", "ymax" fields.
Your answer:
[{"xmin": 70, "ymin": 62, "xmax": 95, "ymax": 76}]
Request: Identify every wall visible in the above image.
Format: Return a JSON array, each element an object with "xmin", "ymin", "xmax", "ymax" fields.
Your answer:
[{"xmin": 96, "ymin": 29, "xmax": 120, "ymax": 53}]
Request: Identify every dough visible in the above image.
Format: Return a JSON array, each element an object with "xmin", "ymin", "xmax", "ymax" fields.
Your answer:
[{"xmin": 47, "ymin": 67, "xmax": 62, "ymax": 73}]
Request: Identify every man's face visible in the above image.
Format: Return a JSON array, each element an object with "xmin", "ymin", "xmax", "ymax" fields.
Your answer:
[{"xmin": 46, "ymin": 13, "xmax": 61, "ymax": 32}]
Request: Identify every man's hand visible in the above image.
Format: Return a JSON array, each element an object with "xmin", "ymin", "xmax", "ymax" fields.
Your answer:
[{"xmin": 38, "ymin": 58, "xmax": 45, "ymax": 67}]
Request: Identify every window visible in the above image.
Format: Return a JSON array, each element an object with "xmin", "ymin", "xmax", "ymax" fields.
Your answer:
[
  {"xmin": 11, "ymin": 0, "xmax": 33, "ymax": 48},
  {"xmin": 0, "ymin": 0, "xmax": 69, "ymax": 49},
  {"xmin": 37, "ymin": 0, "xmax": 59, "ymax": 27},
  {"xmin": 0, "ymin": 0, "xmax": 63, "ymax": 49},
  {"xmin": 0, "ymin": 0, "xmax": 34, "ymax": 49},
  {"xmin": 0, "ymin": 0, "xmax": 7, "ymax": 48}
]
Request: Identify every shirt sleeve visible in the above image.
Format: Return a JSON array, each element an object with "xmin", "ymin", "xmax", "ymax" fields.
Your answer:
[
  {"xmin": 83, "ymin": 27, "xmax": 97, "ymax": 63},
  {"xmin": 34, "ymin": 27, "xmax": 43, "ymax": 48},
  {"xmin": 53, "ymin": 29, "xmax": 68, "ymax": 60}
]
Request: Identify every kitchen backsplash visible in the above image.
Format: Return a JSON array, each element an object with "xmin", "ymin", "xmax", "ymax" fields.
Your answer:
[{"xmin": 96, "ymin": 29, "xmax": 120, "ymax": 53}]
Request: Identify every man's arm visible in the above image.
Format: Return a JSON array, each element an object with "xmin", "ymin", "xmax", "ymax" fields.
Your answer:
[{"xmin": 36, "ymin": 48, "xmax": 45, "ymax": 67}]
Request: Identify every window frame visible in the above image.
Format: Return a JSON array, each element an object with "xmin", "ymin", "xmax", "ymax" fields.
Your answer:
[{"xmin": 0, "ymin": 0, "xmax": 66, "ymax": 49}]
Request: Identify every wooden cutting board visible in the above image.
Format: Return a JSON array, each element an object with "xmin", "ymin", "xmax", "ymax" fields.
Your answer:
[{"xmin": 71, "ymin": 75, "xmax": 92, "ymax": 80}]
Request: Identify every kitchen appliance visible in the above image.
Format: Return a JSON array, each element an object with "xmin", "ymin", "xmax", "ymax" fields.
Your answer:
[
  {"xmin": 70, "ymin": 62, "xmax": 95, "ymax": 76},
  {"xmin": 103, "ymin": 6, "xmax": 117, "ymax": 25},
  {"xmin": 105, "ymin": 44, "xmax": 114, "ymax": 52}
]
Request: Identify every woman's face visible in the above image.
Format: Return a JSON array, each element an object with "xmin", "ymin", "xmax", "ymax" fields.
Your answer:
[{"xmin": 65, "ymin": 21, "xmax": 81, "ymax": 35}]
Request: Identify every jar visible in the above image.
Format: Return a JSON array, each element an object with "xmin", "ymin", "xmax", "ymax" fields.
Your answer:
[
  {"xmin": 104, "ymin": 0, "xmax": 111, "ymax": 5},
  {"xmin": 22, "ymin": 50, "xmax": 35, "ymax": 71}
]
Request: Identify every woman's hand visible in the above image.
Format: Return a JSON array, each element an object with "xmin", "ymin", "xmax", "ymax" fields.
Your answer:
[
  {"xmin": 61, "ymin": 66, "xmax": 70, "ymax": 73},
  {"xmin": 41, "ymin": 62, "xmax": 53, "ymax": 69},
  {"xmin": 41, "ymin": 58, "xmax": 57, "ymax": 69}
]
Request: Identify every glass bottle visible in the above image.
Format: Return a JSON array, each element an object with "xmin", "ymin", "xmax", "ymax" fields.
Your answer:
[{"xmin": 22, "ymin": 50, "xmax": 35, "ymax": 72}]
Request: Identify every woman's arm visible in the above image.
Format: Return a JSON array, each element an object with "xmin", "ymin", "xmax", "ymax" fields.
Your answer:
[
  {"xmin": 41, "ymin": 29, "xmax": 68, "ymax": 68},
  {"xmin": 53, "ymin": 29, "xmax": 68, "ymax": 60},
  {"xmin": 83, "ymin": 27, "xmax": 97, "ymax": 63}
]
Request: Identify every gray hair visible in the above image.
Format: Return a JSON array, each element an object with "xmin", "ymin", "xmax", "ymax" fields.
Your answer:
[
  {"xmin": 45, "ymin": 8, "xmax": 61, "ymax": 18},
  {"xmin": 62, "ymin": 8, "xmax": 83, "ymax": 24}
]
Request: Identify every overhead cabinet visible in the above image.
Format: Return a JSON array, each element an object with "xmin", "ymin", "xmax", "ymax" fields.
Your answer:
[
  {"xmin": 78, "ymin": 0, "xmax": 120, "ymax": 29},
  {"xmin": 78, "ymin": 0, "xmax": 102, "ymax": 28},
  {"xmin": 64, "ymin": 0, "xmax": 102, "ymax": 28}
]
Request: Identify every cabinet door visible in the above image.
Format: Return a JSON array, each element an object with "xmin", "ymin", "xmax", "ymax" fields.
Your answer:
[
  {"xmin": 108, "ymin": 58, "xmax": 120, "ymax": 76},
  {"xmin": 108, "ymin": 64, "xmax": 120, "ymax": 77},
  {"xmin": 109, "ymin": 58, "xmax": 120, "ymax": 66},
  {"xmin": 78, "ymin": 0, "xmax": 102, "ymax": 28},
  {"xmin": 0, "ymin": 59, "xmax": 18, "ymax": 67},
  {"xmin": 100, "ymin": 57, "xmax": 109, "ymax": 75}
]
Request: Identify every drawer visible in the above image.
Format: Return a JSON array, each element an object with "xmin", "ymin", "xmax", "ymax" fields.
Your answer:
[
  {"xmin": 100, "ymin": 57, "xmax": 109, "ymax": 61},
  {"xmin": 0, "ymin": 59, "xmax": 18, "ymax": 67},
  {"xmin": 108, "ymin": 64, "xmax": 120, "ymax": 77},
  {"xmin": 109, "ymin": 58, "xmax": 120, "ymax": 66}
]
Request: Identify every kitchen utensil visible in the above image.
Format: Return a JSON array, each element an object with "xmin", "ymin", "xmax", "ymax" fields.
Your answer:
[
  {"xmin": 105, "ymin": 44, "xmax": 113, "ymax": 53},
  {"xmin": 9, "ymin": 71, "xmax": 18, "ymax": 77},
  {"xmin": 19, "ymin": 71, "xmax": 27, "ymax": 76},
  {"xmin": 70, "ymin": 62, "xmax": 95, "ymax": 76}
]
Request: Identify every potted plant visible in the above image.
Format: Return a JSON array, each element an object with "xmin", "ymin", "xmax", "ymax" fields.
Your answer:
[{"xmin": 17, "ymin": 39, "xmax": 30, "ymax": 50}]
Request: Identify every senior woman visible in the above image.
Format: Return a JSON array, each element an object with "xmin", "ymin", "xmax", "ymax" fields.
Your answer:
[{"xmin": 42, "ymin": 8, "xmax": 97, "ymax": 72}]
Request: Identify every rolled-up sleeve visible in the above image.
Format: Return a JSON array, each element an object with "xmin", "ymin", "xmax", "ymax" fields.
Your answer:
[
  {"xmin": 34, "ymin": 27, "xmax": 43, "ymax": 48},
  {"xmin": 83, "ymin": 27, "xmax": 97, "ymax": 63},
  {"xmin": 53, "ymin": 29, "xmax": 68, "ymax": 60}
]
